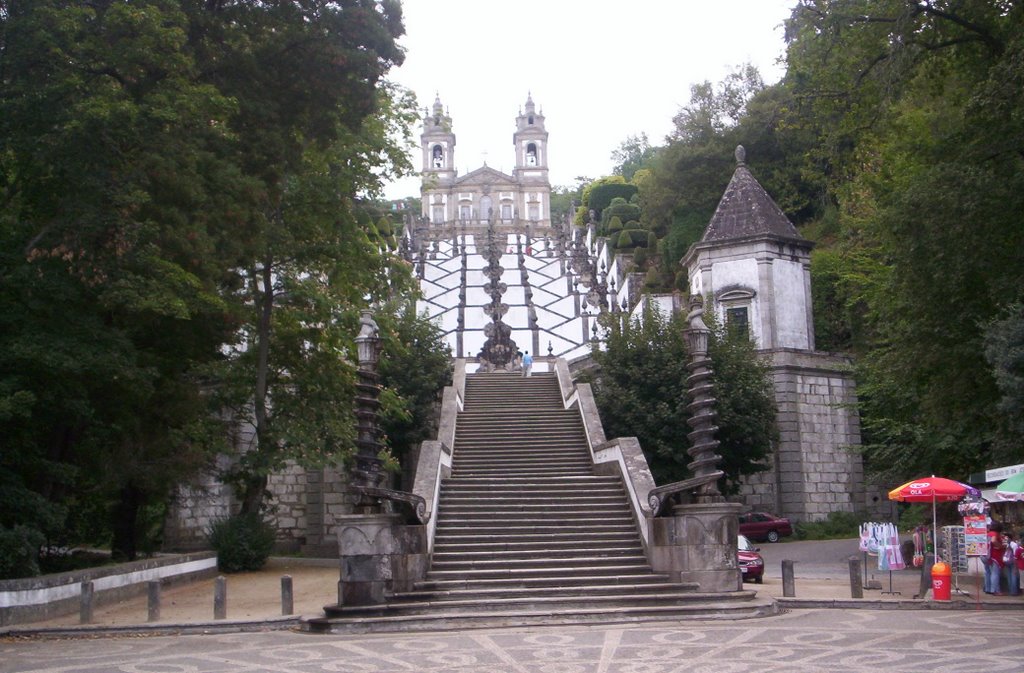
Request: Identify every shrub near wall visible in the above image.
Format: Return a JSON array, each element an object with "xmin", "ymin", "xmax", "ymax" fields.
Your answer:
[{"xmin": 208, "ymin": 514, "xmax": 276, "ymax": 572}]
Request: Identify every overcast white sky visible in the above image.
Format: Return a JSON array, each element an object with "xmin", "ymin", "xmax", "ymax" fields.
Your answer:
[{"xmin": 383, "ymin": 0, "xmax": 796, "ymax": 200}]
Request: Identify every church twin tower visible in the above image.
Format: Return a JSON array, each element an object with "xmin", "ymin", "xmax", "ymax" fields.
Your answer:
[{"xmin": 419, "ymin": 94, "xmax": 553, "ymax": 231}]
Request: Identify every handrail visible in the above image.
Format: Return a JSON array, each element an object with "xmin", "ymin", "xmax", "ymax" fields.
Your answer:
[
  {"xmin": 410, "ymin": 360, "xmax": 465, "ymax": 552},
  {"xmin": 554, "ymin": 359, "xmax": 656, "ymax": 548}
]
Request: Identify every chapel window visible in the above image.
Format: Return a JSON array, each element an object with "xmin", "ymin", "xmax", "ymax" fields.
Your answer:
[{"xmin": 726, "ymin": 306, "xmax": 750, "ymax": 341}]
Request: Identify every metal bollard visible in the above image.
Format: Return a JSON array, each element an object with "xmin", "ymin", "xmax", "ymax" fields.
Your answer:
[
  {"xmin": 79, "ymin": 581, "xmax": 94, "ymax": 624},
  {"xmin": 781, "ymin": 560, "xmax": 796, "ymax": 597},
  {"xmin": 281, "ymin": 575, "xmax": 294, "ymax": 615},
  {"xmin": 214, "ymin": 575, "xmax": 227, "ymax": 620},
  {"xmin": 848, "ymin": 556, "xmax": 864, "ymax": 598},
  {"xmin": 147, "ymin": 580, "xmax": 161, "ymax": 622}
]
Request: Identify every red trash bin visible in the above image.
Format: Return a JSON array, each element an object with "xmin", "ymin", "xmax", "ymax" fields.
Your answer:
[{"xmin": 931, "ymin": 561, "xmax": 951, "ymax": 601}]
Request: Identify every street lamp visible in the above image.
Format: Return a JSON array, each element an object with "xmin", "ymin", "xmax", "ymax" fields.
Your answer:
[{"xmin": 352, "ymin": 310, "xmax": 384, "ymax": 497}]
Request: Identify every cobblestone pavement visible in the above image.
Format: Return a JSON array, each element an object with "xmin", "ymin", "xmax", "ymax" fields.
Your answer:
[{"xmin": 3, "ymin": 608, "xmax": 1022, "ymax": 673}]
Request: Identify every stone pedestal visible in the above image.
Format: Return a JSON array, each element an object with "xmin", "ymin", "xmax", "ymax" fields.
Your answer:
[
  {"xmin": 648, "ymin": 501, "xmax": 744, "ymax": 592},
  {"xmin": 335, "ymin": 513, "xmax": 428, "ymax": 607}
]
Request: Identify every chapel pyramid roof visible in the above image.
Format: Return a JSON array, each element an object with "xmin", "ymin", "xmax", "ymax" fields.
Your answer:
[{"xmin": 701, "ymin": 146, "xmax": 805, "ymax": 244}]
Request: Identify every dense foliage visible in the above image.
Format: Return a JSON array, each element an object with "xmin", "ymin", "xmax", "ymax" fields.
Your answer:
[
  {"xmin": 592, "ymin": 0, "xmax": 1024, "ymax": 488},
  {"xmin": 0, "ymin": 0, "xmax": 447, "ymax": 575},
  {"xmin": 588, "ymin": 301, "xmax": 777, "ymax": 492}
]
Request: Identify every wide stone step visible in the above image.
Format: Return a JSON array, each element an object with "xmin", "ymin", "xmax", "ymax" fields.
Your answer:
[
  {"xmin": 438, "ymin": 508, "xmax": 630, "ymax": 521},
  {"xmin": 452, "ymin": 450, "xmax": 589, "ymax": 459},
  {"xmin": 415, "ymin": 573, "xmax": 674, "ymax": 592},
  {"xmin": 441, "ymin": 488, "xmax": 622, "ymax": 498},
  {"xmin": 305, "ymin": 595, "xmax": 778, "ymax": 634},
  {"xmin": 439, "ymin": 498, "xmax": 626, "ymax": 509},
  {"xmin": 440, "ymin": 491, "xmax": 624, "ymax": 502},
  {"xmin": 433, "ymin": 523, "xmax": 638, "ymax": 536},
  {"xmin": 444, "ymin": 475, "xmax": 617, "ymax": 483},
  {"xmin": 452, "ymin": 469, "xmax": 598, "ymax": 475},
  {"xmin": 454, "ymin": 445, "xmax": 587, "ymax": 452},
  {"xmin": 451, "ymin": 461, "xmax": 594, "ymax": 472},
  {"xmin": 377, "ymin": 590, "xmax": 702, "ymax": 612},
  {"xmin": 430, "ymin": 554, "xmax": 650, "ymax": 572},
  {"xmin": 450, "ymin": 432, "xmax": 585, "ymax": 444},
  {"xmin": 376, "ymin": 588, "xmax": 705, "ymax": 611},
  {"xmin": 433, "ymin": 534, "xmax": 642, "ymax": 552},
  {"xmin": 454, "ymin": 451, "xmax": 587, "ymax": 457},
  {"xmin": 424, "ymin": 564, "xmax": 659, "ymax": 584},
  {"xmin": 451, "ymin": 451, "xmax": 590, "ymax": 461},
  {"xmin": 441, "ymin": 480, "xmax": 622, "ymax": 491},
  {"xmin": 434, "ymin": 530, "xmax": 640, "ymax": 543},
  {"xmin": 430, "ymin": 544, "xmax": 638, "ymax": 557},
  {"xmin": 395, "ymin": 581, "xmax": 700, "ymax": 603},
  {"xmin": 452, "ymin": 451, "xmax": 588, "ymax": 460},
  {"xmin": 440, "ymin": 489, "xmax": 622, "ymax": 498},
  {"xmin": 450, "ymin": 470, "xmax": 595, "ymax": 479},
  {"xmin": 463, "ymin": 410, "xmax": 567, "ymax": 417}
]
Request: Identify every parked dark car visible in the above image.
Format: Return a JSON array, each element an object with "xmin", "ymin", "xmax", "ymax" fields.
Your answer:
[
  {"xmin": 737, "ymin": 534, "xmax": 764, "ymax": 583},
  {"xmin": 738, "ymin": 511, "xmax": 793, "ymax": 543}
]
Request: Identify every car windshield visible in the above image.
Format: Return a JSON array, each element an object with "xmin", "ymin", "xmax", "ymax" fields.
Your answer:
[{"xmin": 737, "ymin": 535, "xmax": 756, "ymax": 551}]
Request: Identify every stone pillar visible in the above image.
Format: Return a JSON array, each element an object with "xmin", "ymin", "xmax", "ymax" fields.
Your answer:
[
  {"xmin": 649, "ymin": 501, "xmax": 744, "ymax": 592},
  {"xmin": 335, "ymin": 514, "xmax": 428, "ymax": 606}
]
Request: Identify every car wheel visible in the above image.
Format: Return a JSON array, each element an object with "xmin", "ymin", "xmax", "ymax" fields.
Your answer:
[
  {"xmin": 767, "ymin": 530, "xmax": 780, "ymax": 543},
  {"xmin": 753, "ymin": 575, "xmax": 763, "ymax": 584}
]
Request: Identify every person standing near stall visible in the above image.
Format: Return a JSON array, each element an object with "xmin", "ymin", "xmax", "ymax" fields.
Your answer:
[
  {"xmin": 985, "ymin": 522, "xmax": 1006, "ymax": 595},
  {"xmin": 1004, "ymin": 531, "xmax": 1020, "ymax": 596}
]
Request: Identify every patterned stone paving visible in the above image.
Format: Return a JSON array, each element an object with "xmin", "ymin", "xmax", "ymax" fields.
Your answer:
[{"xmin": 3, "ymin": 609, "xmax": 1021, "ymax": 672}]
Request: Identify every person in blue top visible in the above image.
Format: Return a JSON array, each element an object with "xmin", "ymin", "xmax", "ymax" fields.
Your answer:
[{"xmin": 522, "ymin": 350, "xmax": 533, "ymax": 377}]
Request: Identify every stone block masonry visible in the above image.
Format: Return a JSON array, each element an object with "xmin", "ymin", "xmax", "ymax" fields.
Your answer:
[{"xmin": 740, "ymin": 349, "xmax": 863, "ymax": 523}]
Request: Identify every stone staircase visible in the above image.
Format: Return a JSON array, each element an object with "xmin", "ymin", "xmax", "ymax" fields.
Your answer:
[{"xmin": 305, "ymin": 372, "xmax": 773, "ymax": 633}]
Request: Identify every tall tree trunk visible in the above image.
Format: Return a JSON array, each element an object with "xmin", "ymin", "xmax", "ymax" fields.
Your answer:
[
  {"xmin": 111, "ymin": 484, "xmax": 142, "ymax": 561},
  {"xmin": 239, "ymin": 256, "xmax": 275, "ymax": 515}
]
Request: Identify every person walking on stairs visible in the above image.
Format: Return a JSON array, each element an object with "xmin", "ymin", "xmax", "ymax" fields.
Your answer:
[{"xmin": 522, "ymin": 350, "xmax": 533, "ymax": 377}]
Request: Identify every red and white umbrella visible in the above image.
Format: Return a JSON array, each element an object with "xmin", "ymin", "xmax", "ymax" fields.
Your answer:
[{"xmin": 888, "ymin": 476, "xmax": 980, "ymax": 559}]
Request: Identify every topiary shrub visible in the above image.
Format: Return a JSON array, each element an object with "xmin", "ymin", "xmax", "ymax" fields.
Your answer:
[
  {"xmin": 602, "ymin": 201, "xmax": 641, "ymax": 226},
  {"xmin": 207, "ymin": 513, "xmax": 276, "ymax": 573},
  {"xmin": 633, "ymin": 247, "xmax": 649, "ymax": 268},
  {"xmin": 0, "ymin": 525, "xmax": 44, "ymax": 579}
]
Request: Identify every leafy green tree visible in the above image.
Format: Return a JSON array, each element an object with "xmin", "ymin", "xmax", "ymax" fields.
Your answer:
[
  {"xmin": 611, "ymin": 133, "xmax": 658, "ymax": 182},
  {"xmin": 0, "ymin": 0, "xmax": 239, "ymax": 561},
  {"xmin": 178, "ymin": 1, "xmax": 410, "ymax": 514},
  {"xmin": 782, "ymin": 0, "xmax": 1024, "ymax": 481},
  {"xmin": 985, "ymin": 303, "xmax": 1024, "ymax": 463},
  {"xmin": 589, "ymin": 301, "xmax": 775, "ymax": 492},
  {"xmin": 0, "ymin": 0, "xmax": 418, "ymax": 569},
  {"xmin": 377, "ymin": 302, "xmax": 453, "ymax": 473}
]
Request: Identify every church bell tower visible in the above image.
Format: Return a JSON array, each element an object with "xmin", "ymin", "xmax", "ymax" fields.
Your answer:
[
  {"xmin": 421, "ymin": 94, "xmax": 456, "ymax": 183},
  {"xmin": 512, "ymin": 93, "xmax": 548, "ymax": 181}
]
